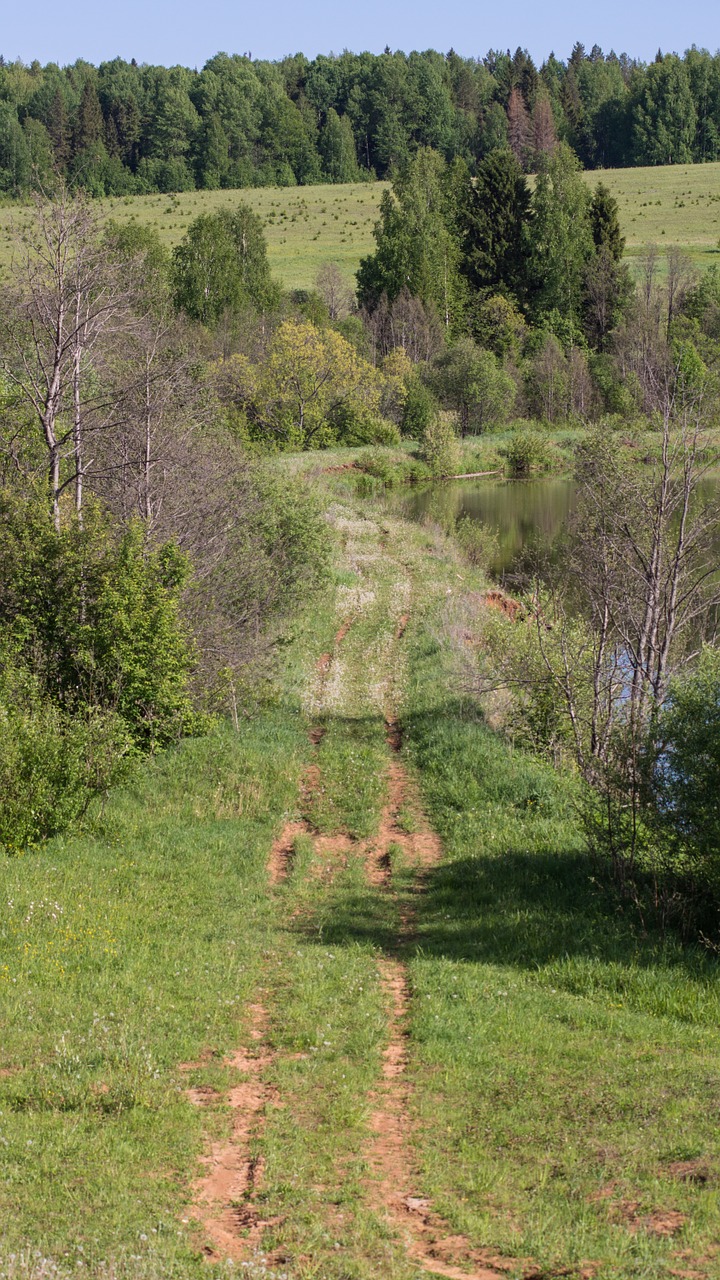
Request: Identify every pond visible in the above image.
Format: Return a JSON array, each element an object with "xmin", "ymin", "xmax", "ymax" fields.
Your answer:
[
  {"xmin": 398, "ymin": 478, "xmax": 577, "ymax": 581},
  {"xmin": 398, "ymin": 474, "xmax": 720, "ymax": 587}
]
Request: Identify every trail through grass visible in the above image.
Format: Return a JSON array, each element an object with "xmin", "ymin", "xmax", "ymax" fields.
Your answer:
[{"xmin": 3, "ymin": 483, "xmax": 720, "ymax": 1279}]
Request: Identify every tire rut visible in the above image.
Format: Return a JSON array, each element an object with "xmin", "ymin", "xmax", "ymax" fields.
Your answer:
[
  {"xmin": 365, "ymin": 718, "xmax": 520, "ymax": 1280},
  {"xmin": 191, "ymin": 1002, "xmax": 280, "ymax": 1262},
  {"xmin": 188, "ymin": 612, "xmax": 359, "ymax": 1259}
]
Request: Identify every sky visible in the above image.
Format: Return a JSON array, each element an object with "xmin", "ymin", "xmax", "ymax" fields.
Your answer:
[{"xmin": 1, "ymin": 0, "xmax": 718, "ymax": 68}]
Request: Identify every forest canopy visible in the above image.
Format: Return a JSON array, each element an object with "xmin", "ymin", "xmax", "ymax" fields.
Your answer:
[{"xmin": 1, "ymin": 43, "xmax": 720, "ymax": 196}]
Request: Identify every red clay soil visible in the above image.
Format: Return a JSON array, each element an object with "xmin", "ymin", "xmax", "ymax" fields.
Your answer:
[
  {"xmin": 483, "ymin": 589, "xmax": 523, "ymax": 622},
  {"xmin": 192, "ymin": 1003, "xmax": 280, "ymax": 1261},
  {"xmin": 268, "ymin": 820, "xmax": 308, "ymax": 886},
  {"xmin": 607, "ymin": 1198, "xmax": 687, "ymax": 1237},
  {"xmin": 364, "ymin": 728, "xmax": 524, "ymax": 1280},
  {"xmin": 367, "ymin": 955, "xmax": 520, "ymax": 1280},
  {"xmin": 665, "ymin": 1160, "xmax": 711, "ymax": 1185},
  {"xmin": 395, "ymin": 612, "xmax": 411, "ymax": 640},
  {"xmin": 335, "ymin": 616, "xmax": 355, "ymax": 645}
]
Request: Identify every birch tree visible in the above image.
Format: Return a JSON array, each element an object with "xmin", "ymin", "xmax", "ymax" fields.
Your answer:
[{"xmin": 0, "ymin": 188, "xmax": 129, "ymax": 526}]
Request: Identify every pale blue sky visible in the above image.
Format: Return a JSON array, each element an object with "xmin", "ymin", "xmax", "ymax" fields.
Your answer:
[{"xmin": 2, "ymin": 0, "xmax": 718, "ymax": 68}]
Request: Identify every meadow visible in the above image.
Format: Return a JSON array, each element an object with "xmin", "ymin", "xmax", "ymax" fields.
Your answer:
[
  {"xmin": 0, "ymin": 161, "xmax": 718, "ymax": 291},
  {"xmin": 3, "ymin": 460, "xmax": 720, "ymax": 1279}
]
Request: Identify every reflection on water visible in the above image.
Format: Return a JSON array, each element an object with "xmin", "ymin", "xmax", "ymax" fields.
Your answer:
[
  {"xmin": 399, "ymin": 475, "xmax": 720, "ymax": 587},
  {"xmin": 399, "ymin": 479, "xmax": 577, "ymax": 581}
]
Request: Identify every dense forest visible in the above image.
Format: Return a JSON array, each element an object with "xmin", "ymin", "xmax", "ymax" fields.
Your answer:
[{"xmin": 1, "ymin": 43, "xmax": 720, "ymax": 196}]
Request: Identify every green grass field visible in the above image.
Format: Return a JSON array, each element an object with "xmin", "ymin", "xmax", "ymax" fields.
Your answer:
[
  {"xmin": 580, "ymin": 161, "xmax": 720, "ymax": 271},
  {"xmin": 0, "ymin": 161, "xmax": 718, "ymax": 291},
  {"xmin": 4, "ymin": 465, "xmax": 720, "ymax": 1279},
  {"xmin": 0, "ymin": 182, "xmax": 387, "ymax": 291}
]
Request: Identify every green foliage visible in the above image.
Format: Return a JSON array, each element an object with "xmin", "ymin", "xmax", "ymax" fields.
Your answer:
[
  {"xmin": 418, "ymin": 414, "xmax": 461, "ymax": 477},
  {"xmin": 328, "ymin": 402, "xmax": 401, "ymax": 446},
  {"xmin": 171, "ymin": 204, "xmax": 279, "ymax": 324},
  {"xmin": 0, "ymin": 650, "xmax": 131, "ymax": 854},
  {"xmin": 503, "ymin": 426, "xmax": 557, "ymax": 477},
  {"xmin": 632, "ymin": 55, "xmax": 697, "ymax": 165},
  {"xmin": 248, "ymin": 470, "xmax": 333, "ymax": 612},
  {"xmin": 455, "ymin": 148, "xmax": 532, "ymax": 305},
  {"xmin": 356, "ymin": 148, "xmax": 465, "ymax": 327},
  {"xmin": 0, "ymin": 495, "xmax": 197, "ymax": 751},
  {"xmin": 454, "ymin": 514, "xmax": 499, "ymax": 567},
  {"xmin": 589, "ymin": 181, "xmax": 625, "ymax": 259},
  {"xmin": 319, "ymin": 108, "xmax": 360, "ymax": 183},
  {"xmin": 400, "ymin": 374, "xmax": 439, "ymax": 437},
  {"xmin": 429, "ymin": 338, "xmax": 515, "ymax": 434},
  {"xmin": 653, "ymin": 647, "xmax": 720, "ymax": 897},
  {"xmin": 0, "ymin": 47, "xmax": 717, "ymax": 205},
  {"xmin": 470, "ymin": 292, "xmax": 528, "ymax": 359},
  {"xmin": 682, "ymin": 266, "xmax": 720, "ymax": 340},
  {"xmin": 227, "ymin": 319, "xmax": 384, "ymax": 449},
  {"xmin": 530, "ymin": 143, "xmax": 594, "ymax": 328}
]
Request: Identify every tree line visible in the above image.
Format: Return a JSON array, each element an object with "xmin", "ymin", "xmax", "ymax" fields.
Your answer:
[{"xmin": 1, "ymin": 42, "xmax": 720, "ymax": 197}]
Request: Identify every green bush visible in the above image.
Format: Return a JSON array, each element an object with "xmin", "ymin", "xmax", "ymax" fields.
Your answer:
[
  {"xmin": 0, "ymin": 495, "xmax": 198, "ymax": 751},
  {"xmin": 503, "ymin": 427, "xmax": 556, "ymax": 477},
  {"xmin": 401, "ymin": 375, "xmax": 440, "ymax": 437},
  {"xmin": 653, "ymin": 648, "xmax": 720, "ymax": 898},
  {"xmin": 0, "ymin": 653, "xmax": 130, "ymax": 853},
  {"xmin": 329, "ymin": 401, "xmax": 401, "ymax": 446},
  {"xmin": 418, "ymin": 416, "xmax": 461, "ymax": 477},
  {"xmin": 455, "ymin": 515, "xmax": 499, "ymax": 568}
]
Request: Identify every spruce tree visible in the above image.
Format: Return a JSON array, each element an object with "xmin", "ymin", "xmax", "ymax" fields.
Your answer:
[{"xmin": 455, "ymin": 148, "xmax": 532, "ymax": 307}]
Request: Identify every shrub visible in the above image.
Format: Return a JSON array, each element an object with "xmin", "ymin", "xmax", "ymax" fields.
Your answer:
[
  {"xmin": 652, "ymin": 648, "xmax": 720, "ymax": 899},
  {"xmin": 418, "ymin": 415, "xmax": 461, "ymax": 477},
  {"xmin": 329, "ymin": 402, "xmax": 401, "ymax": 446},
  {"xmin": 504, "ymin": 428, "xmax": 555, "ymax": 477},
  {"xmin": 0, "ymin": 653, "xmax": 130, "ymax": 853},
  {"xmin": 455, "ymin": 515, "xmax": 499, "ymax": 568},
  {"xmin": 401, "ymin": 375, "xmax": 439, "ymax": 437},
  {"xmin": 0, "ymin": 495, "xmax": 198, "ymax": 751}
]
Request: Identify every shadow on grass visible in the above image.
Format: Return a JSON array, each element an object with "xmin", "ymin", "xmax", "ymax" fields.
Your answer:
[{"xmin": 287, "ymin": 698, "xmax": 720, "ymax": 994}]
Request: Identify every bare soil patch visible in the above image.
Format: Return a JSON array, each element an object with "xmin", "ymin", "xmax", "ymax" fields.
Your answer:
[
  {"xmin": 192, "ymin": 1003, "xmax": 280, "ymax": 1262},
  {"xmin": 268, "ymin": 820, "xmax": 307, "ymax": 886},
  {"xmin": 364, "ymin": 719, "xmax": 521, "ymax": 1279},
  {"xmin": 665, "ymin": 1160, "xmax": 711, "ymax": 1185}
]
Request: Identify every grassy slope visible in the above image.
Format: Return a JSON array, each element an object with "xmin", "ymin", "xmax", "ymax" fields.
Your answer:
[
  {"xmin": 0, "ymin": 182, "xmax": 386, "ymax": 290},
  {"xmin": 587, "ymin": 162, "xmax": 720, "ymax": 265},
  {"xmin": 0, "ymin": 162, "xmax": 719, "ymax": 289},
  {"xmin": 0, "ymin": 712, "xmax": 310, "ymax": 1277},
  {"xmin": 2, "ymin": 473, "xmax": 720, "ymax": 1279}
]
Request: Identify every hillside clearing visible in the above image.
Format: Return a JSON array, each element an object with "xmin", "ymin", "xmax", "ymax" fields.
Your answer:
[{"xmin": 0, "ymin": 162, "xmax": 718, "ymax": 291}]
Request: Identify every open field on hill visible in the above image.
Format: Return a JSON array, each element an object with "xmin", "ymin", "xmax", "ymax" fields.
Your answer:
[
  {"xmin": 0, "ymin": 182, "xmax": 387, "ymax": 292},
  {"xmin": 0, "ymin": 162, "xmax": 719, "ymax": 292},
  {"xmin": 584, "ymin": 161, "xmax": 720, "ymax": 269}
]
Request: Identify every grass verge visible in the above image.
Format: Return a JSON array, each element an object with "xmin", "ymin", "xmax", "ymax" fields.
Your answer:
[{"xmin": 402, "ymin": 619, "xmax": 720, "ymax": 1279}]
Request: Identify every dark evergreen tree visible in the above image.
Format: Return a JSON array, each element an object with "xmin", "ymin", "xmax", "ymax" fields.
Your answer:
[
  {"xmin": 589, "ymin": 182, "xmax": 625, "ymax": 259},
  {"xmin": 74, "ymin": 79, "xmax": 104, "ymax": 154},
  {"xmin": 455, "ymin": 149, "xmax": 533, "ymax": 306}
]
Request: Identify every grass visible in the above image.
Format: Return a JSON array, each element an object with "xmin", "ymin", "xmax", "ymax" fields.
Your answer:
[
  {"xmin": 0, "ymin": 183, "xmax": 386, "ymax": 291},
  {"xmin": 3, "ymin": 475, "xmax": 720, "ymax": 1279},
  {"xmin": 579, "ymin": 161, "xmax": 720, "ymax": 270},
  {"xmin": 401, "ymin": 622, "xmax": 720, "ymax": 1277},
  {"xmin": 0, "ymin": 712, "xmax": 310, "ymax": 1275},
  {"xmin": 0, "ymin": 161, "xmax": 718, "ymax": 291}
]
